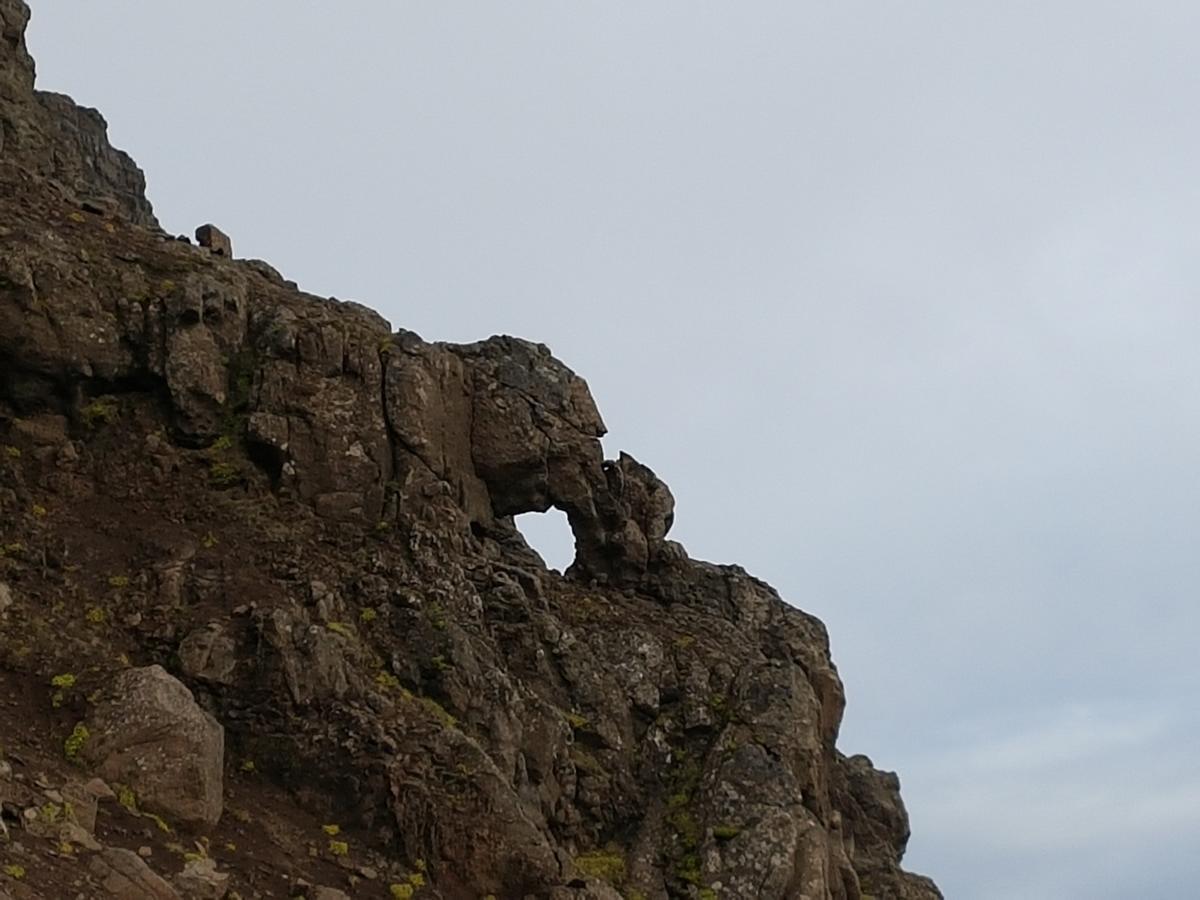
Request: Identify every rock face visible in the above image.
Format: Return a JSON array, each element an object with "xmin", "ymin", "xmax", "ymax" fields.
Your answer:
[
  {"xmin": 81, "ymin": 666, "xmax": 224, "ymax": 828},
  {"xmin": 0, "ymin": 1, "xmax": 156, "ymax": 227},
  {"xmin": 89, "ymin": 848, "xmax": 182, "ymax": 900},
  {"xmin": 0, "ymin": 1, "xmax": 940, "ymax": 897}
]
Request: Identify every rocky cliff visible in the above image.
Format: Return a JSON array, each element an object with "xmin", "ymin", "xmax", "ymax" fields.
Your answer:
[{"xmin": 0, "ymin": 3, "xmax": 941, "ymax": 898}]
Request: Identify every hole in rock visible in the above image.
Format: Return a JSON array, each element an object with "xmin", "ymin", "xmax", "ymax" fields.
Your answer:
[{"xmin": 515, "ymin": 508, "xmax": 575, "ymax": 573}]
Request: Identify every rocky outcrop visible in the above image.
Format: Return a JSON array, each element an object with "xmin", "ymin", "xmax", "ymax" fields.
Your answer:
[
  {"xmin": 80, "ymin": 666, "xmax": 224, "ymax": 828},
  {"xmin": 0, "ymin": 0, "xmax": 156, "ymax": 227},
  {"xmin": 0, "ymin": 1, "xmax": 940, "ymax": 897}
]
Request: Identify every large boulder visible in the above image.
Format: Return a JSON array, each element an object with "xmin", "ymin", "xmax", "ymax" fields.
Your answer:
[{"xmin": 81, "ymin": 666, "xmax": 224, "ymax": 828}]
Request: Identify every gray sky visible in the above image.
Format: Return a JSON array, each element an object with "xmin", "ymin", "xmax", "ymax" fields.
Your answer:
[{"xmin": 27, "ymin": 3, "xmax": 1200, "ymax": 897}]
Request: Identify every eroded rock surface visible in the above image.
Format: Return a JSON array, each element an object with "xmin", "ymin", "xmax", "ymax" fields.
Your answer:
[
  {"xmin": 172, "ymin": 857, "xmax": 229, "ymax": 900},
  {"xmin": 0, "ymin": 1, "xmax": 155, "ymax": 227},
  {"xmin": 89, "ymin": 848, "xmax": 181, "ymax": 900},
  {"xmin": 81, "ymin": 666, "xmax": 224, "ymax": 828},
  {"xmin": 0, "ymin": 1, "xmax": 940, "ymax": 897}
]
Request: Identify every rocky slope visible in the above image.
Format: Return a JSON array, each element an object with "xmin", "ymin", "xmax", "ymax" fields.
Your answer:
[{"xmin": 0, "ymin": 2, "xmax": 941, "ymax": 898}]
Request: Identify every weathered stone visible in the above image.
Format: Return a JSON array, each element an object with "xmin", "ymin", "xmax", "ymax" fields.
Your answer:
[
  {"xmin": 84, "ymin": 777, "xmax": 117, "ymax": 802},
  {"xmin": 89, "ymin": 848, "xmax": 182, "ymax": 900},
  {"xmin": 172, "ymin": 857, "xmax": 228, "ymax": 900},
  {"xmin": 0, "ymin": 3, "xmax": 941, "ymax": 893},
  {"xmin": 0, "ymin": 1, "xmax": 155, "ymax": 226},
  {"xmin": 833, "ymin": 752, "xmax": 943, "ymax": 898},
  {"xmin": 194, "ymin": 224, "xmax": 231, "ymax": 257},
  {"xmin": 256, "ymin": 605, "xmax": 367, "ymax": 706},
  {"xmin": 61, "ymin": 820, "xmax": 102, "ymax": 851},
  {"xmin": 81, "ymin": 666, "xmax": 224, "ymax": 827},
  {"xmin": 178, "ymin": 622, "xmax": 238, "ymax": 685},
  {"xmin": 9, "ymin": 414, "xmax": 68, "ymax": 445},
  {"xmin": 61, "ymin": 779, "xmax": 99, "ymax": 833}
]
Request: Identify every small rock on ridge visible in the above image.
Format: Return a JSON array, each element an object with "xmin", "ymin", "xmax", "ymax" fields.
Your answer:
[{"xmin": 195, "ymin": 223, "xmax": 232, "ymax": 257}]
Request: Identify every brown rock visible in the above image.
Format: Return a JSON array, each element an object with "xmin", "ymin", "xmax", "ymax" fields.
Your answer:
[
  {"xmin": 0, "ymin": 5, "xmax": 942, "ymax": 893},
  {"xmin": 834, "ymin": 753, "xmax": 944, "ymax": 899},
  {"xmin": 9, "ymin": 414, "xmax": 68, "ymax": 446},
  {"xmin": 61, "ymin": 820, "xmax": 102, "ymax": 851},
  {"xmin": 85, "ymin": 778, "xmax": 117, "ymax": 802},
  {"xmin": 81, "ymin": 666, "xmax": 224, "ymax": 828},
  {"xmin": 194, "ymin": 223, "xmax": 231, "ymax": 257},
  {"xmin": 89, "ymin": 848, "xmax": 182, "ymax": 900},
  {"xmin": 0, "ymin": 1, "xmax": 156, "ymax": 226},
  {"xmin": 178, "ymin": 622, "xmax": 238, "ymax": 685},
  {"xmin": 61, "ymin": 779, "xmax": 99, "ymax": 833},
  {"xmin": 172, "ymin": 857, "xmax": 229, "ymax": 900}
]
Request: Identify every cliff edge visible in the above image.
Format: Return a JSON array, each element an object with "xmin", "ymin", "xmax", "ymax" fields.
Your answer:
[{"xmin": 0, "ymin": 3, "xmax": 941, "ymax": 898}]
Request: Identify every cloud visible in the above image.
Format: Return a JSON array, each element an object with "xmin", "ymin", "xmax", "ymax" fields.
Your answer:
[{"xmin": 899, "ymin": 701, "xmax": 1200, "ymax": 898}]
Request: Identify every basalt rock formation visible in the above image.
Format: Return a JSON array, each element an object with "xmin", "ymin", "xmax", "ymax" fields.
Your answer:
[{"xmin": 0, "ymin": 3, "xmax": 941, "ymax": 898}]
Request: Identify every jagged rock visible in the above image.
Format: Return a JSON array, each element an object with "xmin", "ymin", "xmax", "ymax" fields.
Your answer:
[
  {"xmin": 834, "ymin": 753, "xmax": 943, "ymax": 899},
  {"xmin": 0, "ymin": 1, "xmax": 155, "ymax": 227},
  {"xmin": 60, "ymin": 779, "xmax": 99, "ymax": 833},
  {"xmin": 0, "ymin": 582, "xmax": 11, "ymax": 615},
  {"xmin": 84, "ymin": 778, "xmax": 116, "ymax": 802},
  {"xmin": 80, "ymin": 666, "xmax": 224, "ymax": 828},
  {"xmin": 89, "ymin": 848, "xmax": 182, "ymax": 900},
  {"xmin": 0, "ymin": 0, "xmax": 940, "ymax": 895},
  {"xmin": 61, "ymin": 820, "xmax": 102, "ymax": 851},
  {"xmin": 194, "ymin": 224, "xmax": 231, "ymax": 258},
  {"xmin": 256, "ymin": 604, "xmax": 368, "ymax": 706},
  {"xmin": 172, "ymin": 857, "xmax": 228, "ymax": 900},
  {"xmin": 178, "ymin": 622, "xmax": 238, "ymax": 685}
]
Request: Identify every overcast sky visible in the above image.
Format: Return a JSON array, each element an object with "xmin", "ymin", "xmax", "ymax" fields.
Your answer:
[{"xmin": 26, "ymin": 3, "xmax": 1200, "ymax": 897}]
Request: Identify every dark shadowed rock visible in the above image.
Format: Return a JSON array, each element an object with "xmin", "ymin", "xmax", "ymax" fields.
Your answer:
[
  {"xmin": 0, "ymin": 2, "xmax": 156, "ymax": 227},
  {"xmin": 178, "ymin": 622, "xmax": 238, "ymax": 685},
  {"xmin": 194, "ymin": 224, "xmax": 231, "ymax": 258}
]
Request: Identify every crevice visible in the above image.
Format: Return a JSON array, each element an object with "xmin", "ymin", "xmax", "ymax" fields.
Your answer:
[{"xmin": 376, "ymin": 341, "xmax": 411, "ymax": 514}]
